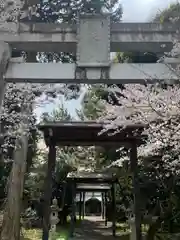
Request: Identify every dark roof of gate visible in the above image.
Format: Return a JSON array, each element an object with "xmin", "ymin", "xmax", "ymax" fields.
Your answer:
[
  {"xmin": 67, "ymin": 171, "xmax": 117, "ymax": 183},
  {"xmin": 38, "ymin": 121, "xmax": 146, "ymax": 146}
]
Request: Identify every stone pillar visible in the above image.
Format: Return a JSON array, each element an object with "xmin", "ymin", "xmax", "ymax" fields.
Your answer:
[
  {"xmin": 42, "ymin": 144, "xmax": 56, "ymax": 240},
  {"xmin": 76, "ymin": 14, "xmax": 110, "ymax": 83},
  {"xmin": 0, "ymin": 42, "xmax": 11, "ymax": 113},
  {"xmin": 130, "ymin": 142, "xmax": 142, "ymax": 240}
]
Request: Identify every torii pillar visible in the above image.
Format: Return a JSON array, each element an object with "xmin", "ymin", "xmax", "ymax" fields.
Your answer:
[
  {"xmin": 42, "ymin": 135, "xmax": 57, "ymax": 240},
  {"xmin": 75, "ymin": 14, "xmax": 110, "ymax": 83},
  {"xmin": 0, "ymin": 42, "xmax": 11, "ymax": 113},
  {"xmin": 130, "ymin": 141, "xmax": 142, "ymax": 240}
]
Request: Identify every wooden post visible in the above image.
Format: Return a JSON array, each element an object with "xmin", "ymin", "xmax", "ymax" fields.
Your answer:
[
  {"xmin": 42, "ymin": 144, "xmax": 56, "ymax": 240},
  {"xmin": 111, "ymin": 183, "xmax": 116, "ymax": 237},
  {"xmin": 101, "ymin": 192, "xmax": 105, "ymax": 219},
  {"xmin": 79, "ymin": 192, "xmax": 82, "ymax": 220},
  {"xmin": 82, "ymin": 192, "xmax": 86, "ymax": 219},
  {"xmin": 130, "ymin": 142, "xmax": 142, "ymax": 240},
  {"xmin": 70, "ymin": 182, "xmax": 76, "ymax": 238},
  {"xmin": 105, "ymin": 192, "xmax": 108, "ymax": 226}
]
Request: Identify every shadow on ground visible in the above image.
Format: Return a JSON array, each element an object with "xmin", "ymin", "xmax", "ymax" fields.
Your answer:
[{"xmin": 73, "ymin": 218, "xmax": 129, "ymax": 240}]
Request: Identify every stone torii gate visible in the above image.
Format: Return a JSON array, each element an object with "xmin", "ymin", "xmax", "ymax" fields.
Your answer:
[{"xmin": 0, "ymin": 14, "xmax": 179, "ymax": 92}]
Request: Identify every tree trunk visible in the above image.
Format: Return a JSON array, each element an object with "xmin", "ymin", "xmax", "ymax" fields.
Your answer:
[
  {"xmin": 0, "ymin": 135, "xmax": 28, "ymax": 240},
  {"xmin": 0, "ymin": 52, "xmax": 36, "ymax": 240}
]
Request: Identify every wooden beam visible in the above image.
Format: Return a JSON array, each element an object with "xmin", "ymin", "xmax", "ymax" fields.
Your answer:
[
  {"xmin": 76, "ymin": 183, "xmax": 111, "ymax": 191},
  {"xmin": 0, "ymin": 22, "xmax": 175, "ymax": 53},
  {"xmin": 5, "ymin": 62, "xmax": 178, "ymax": 84}
]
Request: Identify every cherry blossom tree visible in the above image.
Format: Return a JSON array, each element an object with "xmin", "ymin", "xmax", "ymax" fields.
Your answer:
[
  {"xmin": 0, "ymin": 1, "xmax": 123, "ymax": 239},
  {"xmin": 103, "ymin": 83, "xmax": 180, "ymax": 160},
  {"xmin": 98, "ymin": 9, "xmax": 180, "ymax": 239}
]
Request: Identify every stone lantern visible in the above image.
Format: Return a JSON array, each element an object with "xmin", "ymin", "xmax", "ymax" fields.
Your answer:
[{"xmin": 50, "ymin": 198, "xmax": 60, "ymax": 234}]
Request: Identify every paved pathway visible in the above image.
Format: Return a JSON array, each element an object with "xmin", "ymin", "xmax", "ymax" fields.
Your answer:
[{"xmin": 73, "ymin": 216, "xmax": 129, "ymax": 240}]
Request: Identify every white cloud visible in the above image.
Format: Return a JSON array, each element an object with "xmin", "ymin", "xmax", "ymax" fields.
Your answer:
[{"xmin": 121, "ymin": 0, "xmax": 178, "ymax": 22}]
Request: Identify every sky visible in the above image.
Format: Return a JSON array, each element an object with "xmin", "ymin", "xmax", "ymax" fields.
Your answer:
[
  {"xmin": 121, "ymin": 0, "xmax": 178, "ymax": 22},
  {"xmin": 35, "ymin": 0, "xmax": 178, "ymax": 120}
]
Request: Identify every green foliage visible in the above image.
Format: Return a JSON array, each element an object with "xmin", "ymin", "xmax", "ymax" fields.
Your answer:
[
  {"xmin": 35, "ymin": 0, "xmax": 122, "ymax": 23},
  {"xmin": 154, "ymin": 3, "xmax": 180, "ymax": 23},
  {"xmin": 78, "ymin": 86, "xmax": 105, "ymax": 120},
  {"xmin": 41, "ymin": 104, "xmax": 72, "ymax": 123},
  {"xmin": 21, "ymin": 226, "xmax": 69, "ymax": 240},
  {"xmin": 116, "ymin": 52, "xmax": 158, "ymax": 63},
  {"xmin": 26, "ymin": 105, "xmax": 75, "ymax": 200}
]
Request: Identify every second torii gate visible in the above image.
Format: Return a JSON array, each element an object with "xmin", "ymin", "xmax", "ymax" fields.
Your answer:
[{"xmin": 39, "ymin": 121, "xmax": 146, "ymax": 240}]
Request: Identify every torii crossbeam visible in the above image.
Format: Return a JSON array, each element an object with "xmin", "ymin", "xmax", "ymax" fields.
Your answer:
[
  {"xmin": 0, "ymin": 22, "xmax": 175, "ymax": 53},
  {"xmin": 0, "ymin": 14, "xmax": 179, "ymax": 87}
]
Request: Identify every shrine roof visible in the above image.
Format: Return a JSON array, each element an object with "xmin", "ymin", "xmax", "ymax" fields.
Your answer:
[
  {"xmin": 67, "ymin": 171, "xmax": 117, "ymax": 183},
  {"xmin": 38, "ymin": 121, "xmax": 146, "ymax": 146}
]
